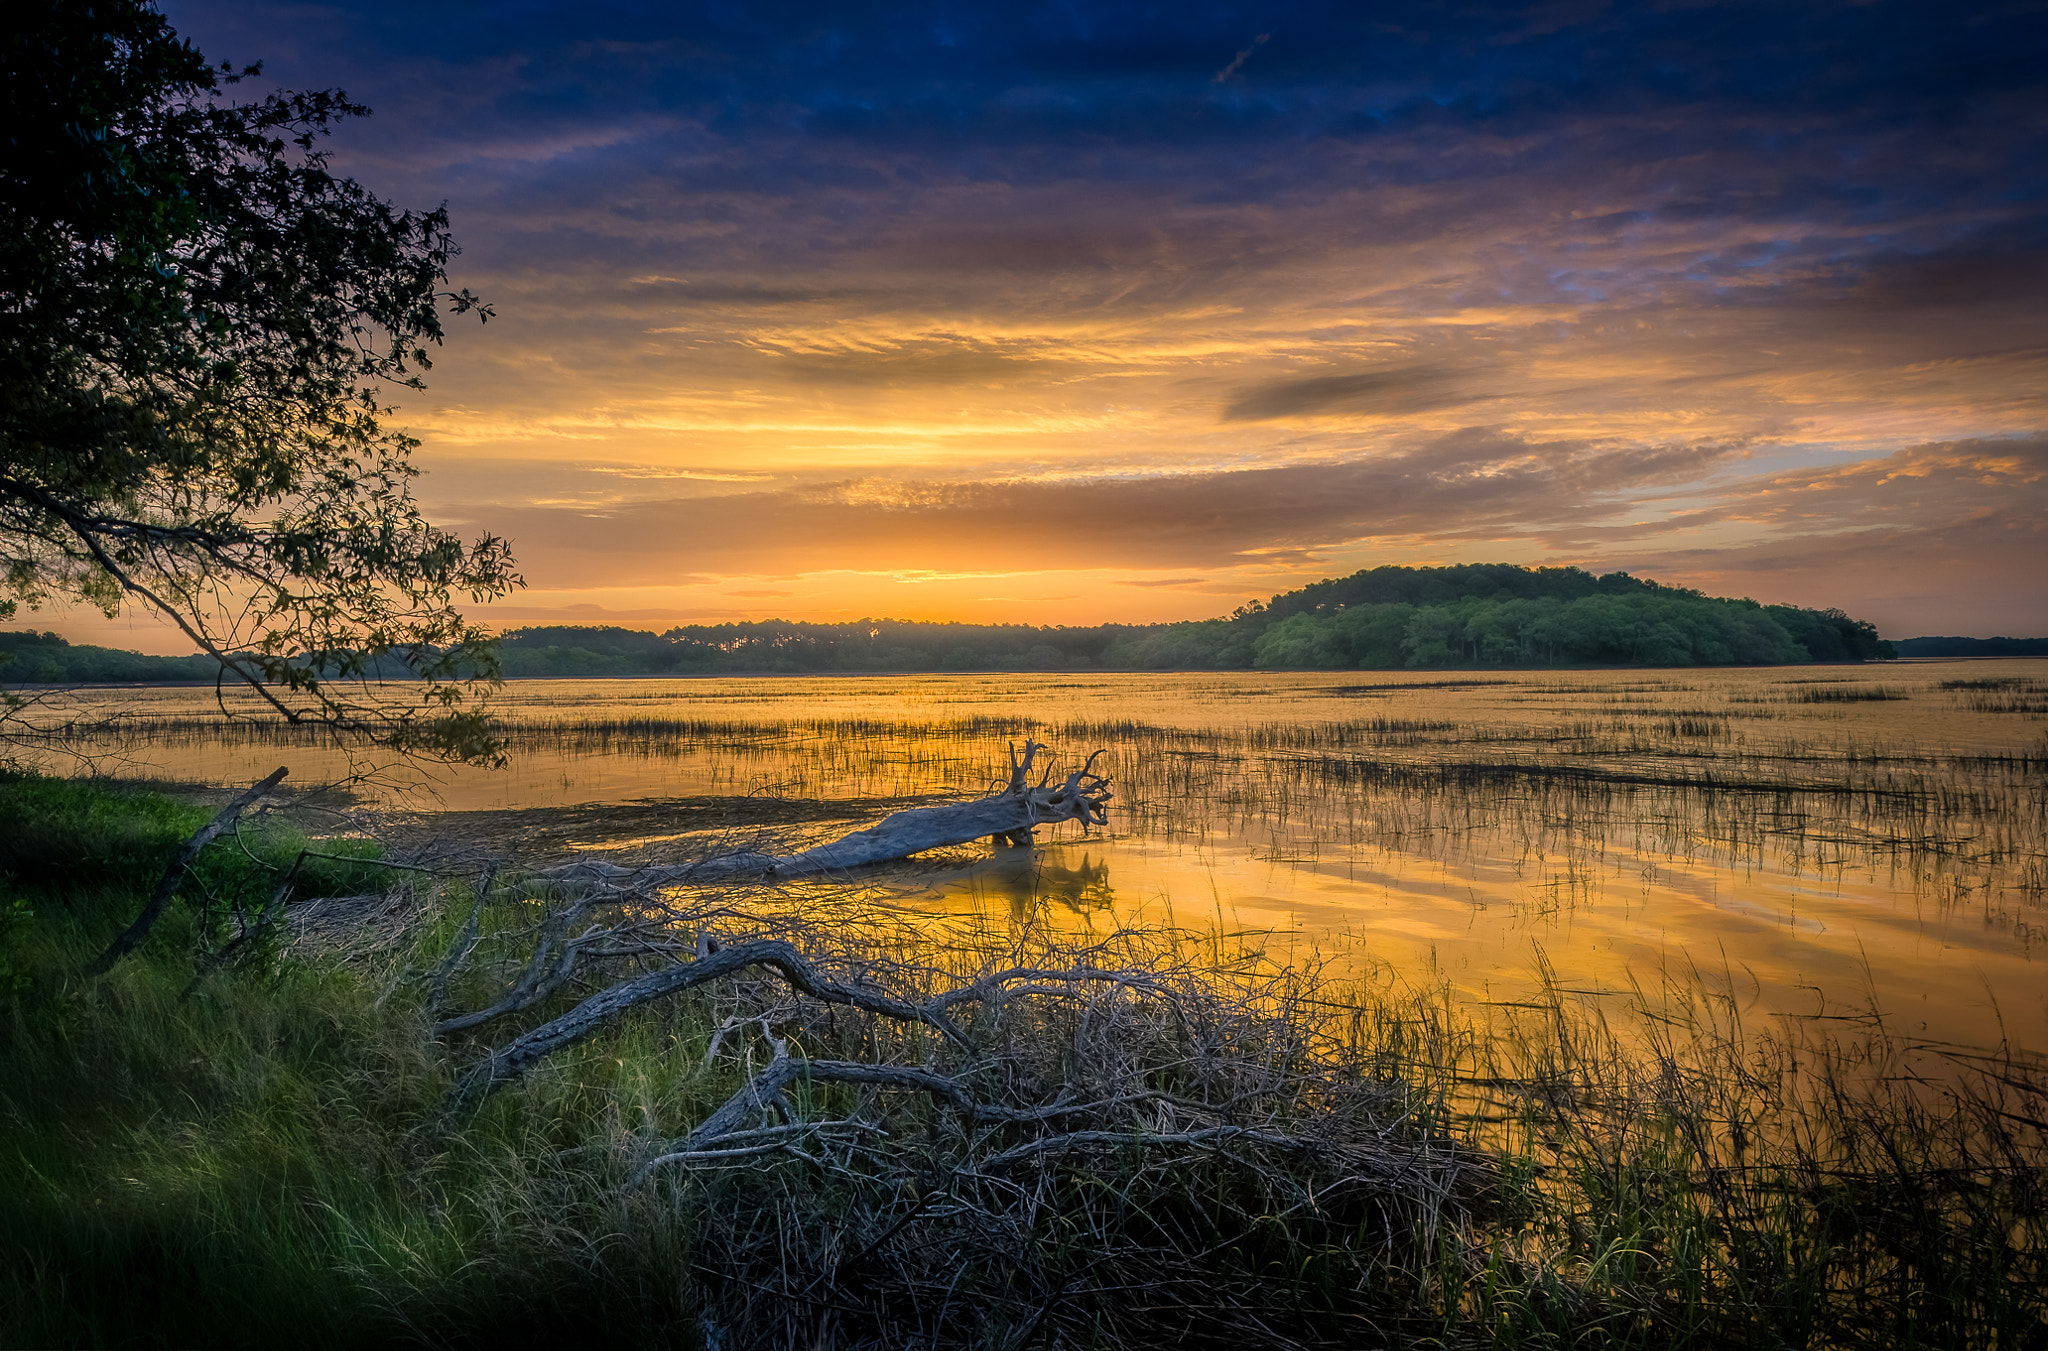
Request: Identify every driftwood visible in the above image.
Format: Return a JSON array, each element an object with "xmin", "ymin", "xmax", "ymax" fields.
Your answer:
[
  {"xmin": 413, "ymin": 833, "xmax": 1492, "ymax": 1345},
  {"xmin": 547, "ymin": 740, "xmax": 1111, "ymax": 888},
  {"xmin": 442, "ymin": 935, "xmax": 973, "ymax": 1113},
  {"xmin": 440, "ymin": 918, "xmax": 1199, "ymax": 1114},
  {"xmin": 771, "ymin": 739, "xmax": 1111, "ymax": 869},
  {"xmin": 383, "ymin": 735, "xmax": 1506, "ymax": 1346},
  {"xmin": 627, "ymin": 1041, "xmax": 1312, "ymax": 1185}
]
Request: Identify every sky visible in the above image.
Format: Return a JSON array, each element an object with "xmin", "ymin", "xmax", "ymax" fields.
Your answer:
[{"xmin": 67, "ymin": 0, "xmax": 2048, "ymax": 647}]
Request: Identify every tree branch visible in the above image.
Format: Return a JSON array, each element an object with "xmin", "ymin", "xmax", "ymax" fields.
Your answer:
[
  {"xmin": 441, "ymin": 937, "xmax": 970, "ymax": 1114},
  {"xmin": 85, "ymin": 766, "xmax": 289, "ymax": 976}
]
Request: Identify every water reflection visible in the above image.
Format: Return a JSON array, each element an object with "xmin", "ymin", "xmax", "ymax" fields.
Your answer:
[
  {"xmin": 930, "ymin": 847, "xmax": 1117, "ymax": 923},
  {"xmin": 18, "ymin": 663, "xmax": 2048, "ymax": 1054}
]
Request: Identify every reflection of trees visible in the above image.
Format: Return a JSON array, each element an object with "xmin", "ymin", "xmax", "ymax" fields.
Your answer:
[{"xmin": 967, "ymin": 849, "xmax": 1114, "ymax": 919}]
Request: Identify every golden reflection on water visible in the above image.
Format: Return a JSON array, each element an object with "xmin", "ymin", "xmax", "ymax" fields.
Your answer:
[{"xmin": 29, "ymin": 663, "xmax": 2048, "ymax": 1054}]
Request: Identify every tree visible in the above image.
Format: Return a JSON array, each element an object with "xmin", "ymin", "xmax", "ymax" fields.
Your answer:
[{"xmin": 1, "ymin": 0, "xmax": 520, "ymax": 759}]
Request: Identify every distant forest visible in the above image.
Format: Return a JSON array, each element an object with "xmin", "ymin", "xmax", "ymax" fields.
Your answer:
[
  {"xmin": 10, "ymin": 564, "xmax": 1992, "ymax": 684},
  {"xmin": 0, "ymin": 630, "xmax": 217, "ymax": 684},
  {"xmin": 494, "ymin": 565, "xmax": 1898, "ymax": 676},
  {"xmin": 1892, "ymin": 636, "xmax": 2048, "ymax": 658}
]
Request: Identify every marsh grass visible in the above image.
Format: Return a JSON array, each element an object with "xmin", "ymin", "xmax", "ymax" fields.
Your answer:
[
  {"xmin": 484, "ymin": 705, "xmax": 2032, "ymax": 937},
  {"xmin": 84, "ymin": 675, "xmax": 2042, "ymax": 941},
  {"xmin": 1454, "ymin": 962, "xmax": 2048, "ymax": 1348},
  {"xmin": 1943, "ymin": 678, "xmax": 2048, "ymax": 716},
  {"xmin": 1785, "ymin": 685, "xmax": 1913, "ymax": 703},
  {"xmin": 26, "ymin": 675, "xmax": 2048, "ymax": 1056},
  {"xmin": 3, "ymin": 775, "xmax": 2046, "ymax": 1347}
]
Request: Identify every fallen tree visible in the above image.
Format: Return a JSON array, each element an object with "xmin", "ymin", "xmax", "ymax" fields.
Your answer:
[
  {"xmin": 767, "ymin": 739, "xmax": 1110, "ymax": 868},
  {"xmin": 545, "ymin": 739, "xmax": 1112, "ymax": 887}
]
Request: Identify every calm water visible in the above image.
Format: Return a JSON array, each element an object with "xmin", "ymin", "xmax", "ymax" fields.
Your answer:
[{"xmin": 33, "ymin": 663, "xmax": 2048, "ymax": 1054}]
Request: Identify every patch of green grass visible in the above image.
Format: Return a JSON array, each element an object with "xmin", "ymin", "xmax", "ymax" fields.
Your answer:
[
  {"xmin": 0, "ymin": 776, "xmax": 702, "ymax": 1348},
  {"xmin": 0, "ymin": 770, "xmax": 393, "ymax": 948},
  {"xmin": 0, "ymin": 771, "xmax": 210, "ymax": 895}
]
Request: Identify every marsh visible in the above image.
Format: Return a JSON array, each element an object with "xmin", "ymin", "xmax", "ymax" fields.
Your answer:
[{"xmin": 36, "ymin": 661, "xmax": 2048, "ymax": 1057}]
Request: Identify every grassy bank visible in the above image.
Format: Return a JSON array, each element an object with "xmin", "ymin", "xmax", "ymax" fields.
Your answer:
[{"xmin": 2, "ymin": 773, "xmax": 2044, "ymax": 1347}]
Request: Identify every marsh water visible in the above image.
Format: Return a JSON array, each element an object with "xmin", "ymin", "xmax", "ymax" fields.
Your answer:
[{"xmin": 33, "ymin": 663, "xmax": 2048, "ymax": 1055}]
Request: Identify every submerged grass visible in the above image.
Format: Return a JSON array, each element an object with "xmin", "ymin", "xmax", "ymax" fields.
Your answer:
[{"xmin": 3, "ymin": 773, "xmax": 2046, "ymax": 1346}]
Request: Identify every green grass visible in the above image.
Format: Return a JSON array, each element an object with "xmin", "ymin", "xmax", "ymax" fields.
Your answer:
[
  {"xmin": 0, "ymin": 775, "xmax": 708, "ymax": 1347},
  {"xmin": 0, "ymin": 772, "xmax": 389, "ymax": 908},
  {"xmin": 2, "ymin": 772, "xmax": 2045, "ymax": 1347}
]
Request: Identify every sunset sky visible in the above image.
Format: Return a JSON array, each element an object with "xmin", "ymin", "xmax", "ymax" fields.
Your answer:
[{"xmin": 70, "ymin": 1, "xmax": 2048, "ymax": 648}]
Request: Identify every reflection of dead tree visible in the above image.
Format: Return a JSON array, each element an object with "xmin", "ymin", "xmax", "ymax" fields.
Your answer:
[{"xmin": 547, "ymin": 739, "xmax": 1111, "ymax": 888}]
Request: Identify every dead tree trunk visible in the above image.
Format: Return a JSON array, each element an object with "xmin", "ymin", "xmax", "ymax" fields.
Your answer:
[
  {"xmin": 768, "ymin": 740, "xmax": 1110, "ymax": 874},
  {"xmin": 550, "ymin": 740, "xmax": 1111, "ymax": 885}
]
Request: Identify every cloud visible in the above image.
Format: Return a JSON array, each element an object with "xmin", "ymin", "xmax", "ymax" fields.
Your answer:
[
  {"xmin": 588, "ymin": 465, "xmax": 775, "ymax": 482},
  {"xmin": 461, "ymin": 428, "xmax": 1752, "ymax": 582},
  {"xmin": 1585, "ymin": 435, "xmax": 2048, "ymax": 634},
  {"xmin": 1211, "ymin": 32, "xmax": 1270, "ymax": 85},
  {"xmin": 1715, "ymin": 435, "xmax": 2048, "ymax": 530},
  {"xmin": 131, "ymin": 0, "xmax": 2048, "ymax": 639},
  {"xmin": 1222, "ymin": 364, "xmax": 1497, "ymax": 421},
  {"xmin": 435, "ymin": 433, "xmax": 2048, "ymax": 637},
  {"xmin": 755, "ymin": 333, "xmax": 1067, "ymax": 388}
]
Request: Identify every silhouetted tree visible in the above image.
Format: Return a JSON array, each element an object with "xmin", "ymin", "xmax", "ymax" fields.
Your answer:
[{"xmin": 1, "ymin": 0, "xmax": 519, "ymax": 758}]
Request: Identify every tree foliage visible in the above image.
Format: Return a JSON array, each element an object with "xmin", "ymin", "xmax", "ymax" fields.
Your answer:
[
  {"xmin": 1, "ymin": 0, "xmax": 519, "ymax": 758},
  {"xmin": 0, "ymin": 628, "xmax": 212, "ymax": 683}
]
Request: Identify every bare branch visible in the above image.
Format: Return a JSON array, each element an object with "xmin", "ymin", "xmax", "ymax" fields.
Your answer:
[
  {"xmin": 424, "ymin": 865, "xmax": 494, "ymax": 1017},
  {"xmin": 973, "ymin": 1126, "xmax": 1309, "ymax": 1172},
  {"xmin": 85, "ymin": 766, "xmax": 289, "ymax": 976},
  {"xmin": 442, "ymin": 937, "xmax": 970, "ymax": 1113}
]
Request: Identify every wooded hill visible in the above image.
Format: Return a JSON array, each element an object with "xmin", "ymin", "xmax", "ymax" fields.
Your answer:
[{"xmin": 496, "ymin": 565, "xmax": 1896, "ymax": 675}]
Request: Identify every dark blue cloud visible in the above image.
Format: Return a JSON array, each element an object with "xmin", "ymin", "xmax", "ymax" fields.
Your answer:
[{"xmin": 168, "ymin": 1, "xmax": 2048, "ymax": 157}]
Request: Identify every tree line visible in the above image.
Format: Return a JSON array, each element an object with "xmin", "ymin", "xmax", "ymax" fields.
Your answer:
[
  {"xmin": 0, "ymin": 630, "xmax": 217, "ymax": 683},
  {"xmin": 0, "ymin": 565, "xmax": 1908, "ymax": 683},
  {"xmin": 1892, "ymin": 636, "xmax": 2048, "ymax": 658},
  {"xmin": 490, "ymin": 565, "xmax": 1896, "ymax": 676}
]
